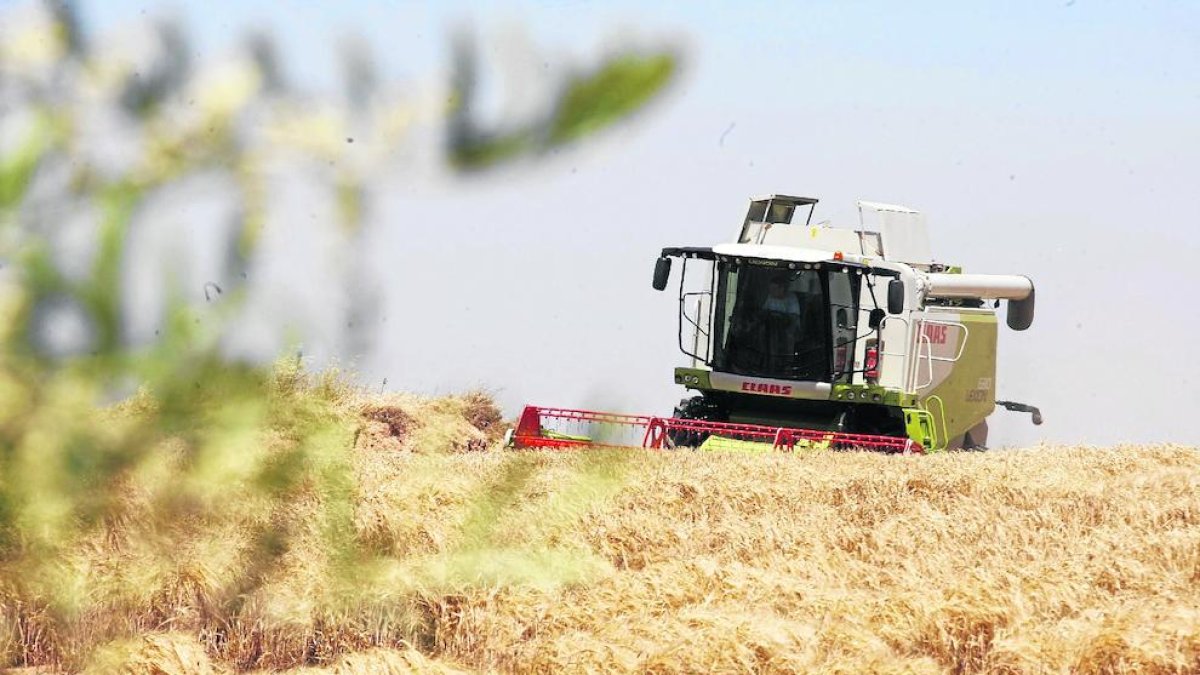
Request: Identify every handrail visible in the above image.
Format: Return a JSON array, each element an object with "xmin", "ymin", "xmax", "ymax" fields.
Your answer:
[
  {"xmin": 681, "ymin": 291, "xmax": 712, "ymax": 338},
  {"xmin": 919, "ymin": 318, "xmax": 970, "ymax": 362},
  {"xmin": 923, "ymin": 396, "xmax": 949, "ymax": 452},
  {"xmin": 912, "ymin": 318, "xmax": 969, "ymax": 391},
  {"xmin": 914, "ymin": 332, "xmax": 935, "ymax": 390}
]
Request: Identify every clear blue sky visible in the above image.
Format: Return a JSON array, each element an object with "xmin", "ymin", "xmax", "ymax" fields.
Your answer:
[{"xmin": 69, "ymin": 1, "xmax": 1200, "ymax": 445}]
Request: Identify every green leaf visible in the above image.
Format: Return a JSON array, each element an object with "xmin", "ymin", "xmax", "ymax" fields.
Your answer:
[
  {"xmin": 549, "ymin": 52, "xmax": 677, "ymax": 145},
  {"xmin": 0, "ymin": 111, "xmax": 57, "ymax": 214}
]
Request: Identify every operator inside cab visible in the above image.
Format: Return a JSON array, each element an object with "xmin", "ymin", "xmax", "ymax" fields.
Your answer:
[
  {"xmin": 722, "ymin": 268, "xmax": 832, "ymax": 381},
  {"xmin": 763, "ymin": 276, "xmax": 802, "ymax": 316},
  {"xmin": 759, "ymin": 275, "xmax": 803, "ymax": 373}
]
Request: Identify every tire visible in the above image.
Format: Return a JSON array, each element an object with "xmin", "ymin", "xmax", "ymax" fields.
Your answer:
[
  {"xmin": 668, "ymin": 396, "xmax": 720, "ymax": 449},
  {"xmin": 962, "ymin": 420, "xmax": 989, "ymax": 451}
]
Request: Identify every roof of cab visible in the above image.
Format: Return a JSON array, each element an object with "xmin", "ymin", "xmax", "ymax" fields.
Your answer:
[{"xmin": 711, "ymin": 243, "xmax": 833, "ymax": 263}]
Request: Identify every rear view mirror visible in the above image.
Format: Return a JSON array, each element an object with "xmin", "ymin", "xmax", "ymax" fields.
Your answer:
[
  {"xmin": 652, "ymin": 257, "xmax": 672, "ymax": 291},
  {"xmin": 887, "ymin": 278, "xmax": 905, "ymax": 314},
  {"xmin": 836, "ymin": 308, "xmax": 851, "ymax": 329},
  {"xmin": 868, "ymin": 308, "xmax": 886, "ymax": 329}
]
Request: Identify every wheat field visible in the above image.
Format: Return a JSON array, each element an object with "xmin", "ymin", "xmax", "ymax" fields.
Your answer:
[{"xmin": 3, "ymin": 390, "xmax": 1198, "ymax": 674}]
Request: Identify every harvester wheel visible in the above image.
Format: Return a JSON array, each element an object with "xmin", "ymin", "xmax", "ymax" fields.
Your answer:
[
  {"xmin": 668, "ymin": 396, "xmax": 721, "ymax": 449},
  {"xmin": 961, "ymin": 421, "xmax": 989, "ymax": 451}
]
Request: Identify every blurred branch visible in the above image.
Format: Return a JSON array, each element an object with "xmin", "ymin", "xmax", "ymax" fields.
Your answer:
[
  {"xmin": 549, "ymin": 52, "xmax": 676, "ymax": 144},
  {"xmin": 118, "ymin": 18, "xmax": 190, "ymax": 116},
  {"xmin": 448, "ymin": 30, "xmax": 680, "ymax": 171},
  {"xmin": 45, "ymin": 0, "xmax": 85, "ymax": 57}
]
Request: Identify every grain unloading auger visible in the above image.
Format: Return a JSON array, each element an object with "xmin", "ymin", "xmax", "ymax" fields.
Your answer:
[{"xmin": 510, "ymin": 195, "xmax": 1043, "ymax": 453}]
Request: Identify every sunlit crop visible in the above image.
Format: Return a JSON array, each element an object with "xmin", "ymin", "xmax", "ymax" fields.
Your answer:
[{"xmin": 4, "ymin": 400, "xmax": 1196, "ymax": 672}]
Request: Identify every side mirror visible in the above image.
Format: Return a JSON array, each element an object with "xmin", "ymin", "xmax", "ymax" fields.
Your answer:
[
  {"xmin": 887, "ymin": 278, "xmax": 905, "ymax": 314},
  {"xmin": 652, "ymin": 257, "xmax": 671, "ymax": 291},
  {"xmin": 868, "ymin": 308, "xmax": 886, "ymax": 329}
]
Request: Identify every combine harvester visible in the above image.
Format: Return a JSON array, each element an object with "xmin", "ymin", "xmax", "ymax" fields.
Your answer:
[{"xmin": 511, "ymin": 195, "xmax": 1042, "ymax": 453}]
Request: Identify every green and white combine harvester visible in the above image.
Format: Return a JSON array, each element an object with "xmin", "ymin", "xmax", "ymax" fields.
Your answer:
[{"xmin": 511, "ymin": 195, "xmax": 1042, "ymax": 454}]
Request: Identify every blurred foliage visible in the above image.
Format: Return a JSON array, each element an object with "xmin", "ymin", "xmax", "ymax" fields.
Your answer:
[
  {"xmin": 0, "ymin": 1, "xmax": 672, "ymax": 669},
  {"xmin": 550, "ymin": 53, "xmax": 676, "ymax": 144},
  {"xmin": 447, "ymin": 34, "xmax": 678, "ymax": 170}
]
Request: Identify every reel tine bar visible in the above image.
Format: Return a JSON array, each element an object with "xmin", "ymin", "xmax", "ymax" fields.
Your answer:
[{"xmin": 512, "ymin": 405, "xmax": 923, "ymax": 454}]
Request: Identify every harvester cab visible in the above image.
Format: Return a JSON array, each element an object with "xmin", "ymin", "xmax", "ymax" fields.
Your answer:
[{"xmin": 511, "ymin": 194, "xmax": 1042, "ymax": 453}]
